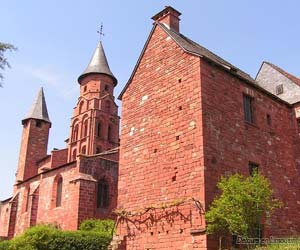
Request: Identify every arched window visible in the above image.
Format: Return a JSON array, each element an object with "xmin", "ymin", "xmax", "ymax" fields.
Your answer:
[
  {"xmin": 83, "ymin": 120, "xmax": 88, "ymax": 137},
  {"xmin": 56, "ymin": 177, "xmax": 63, "ymax": 207},
  {"xmin": 81, "ymin": 146, "xmax": 86, "ymax": 154},
  {"xmin": 108, "ymin": 125, "xmax": 113, "ymax": 142},
  {"xmin": 73, "ymin": 124, "xmax": 79, "ymax": 141},
  {"xmin": 79, "ymin": 101, "xmax": 84, "ymax": 114},
  {"xmin": 97, "ymin": 122, "xmax": 102, "ymax": 137},
  {"xmin": 97, "ymin": 180, "xmax": 109, "ymax": 208},
  {"xmin": 72, "ymin": 149, "xmax": 77, "ymax": 161}
]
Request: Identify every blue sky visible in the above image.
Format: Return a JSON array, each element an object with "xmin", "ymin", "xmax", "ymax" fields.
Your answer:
[{"xmin": 0, "ymin": 0, "xmax": 299, "ymax": 200}]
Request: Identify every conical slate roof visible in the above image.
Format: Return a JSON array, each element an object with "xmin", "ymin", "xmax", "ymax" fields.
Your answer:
[
  {"xmin": 78, "ymin": 42, "xmax": 117, "ymax": 85},
  {"xmin": 22, "ymin": 88, "xmax": 51, "ymax": 124}
]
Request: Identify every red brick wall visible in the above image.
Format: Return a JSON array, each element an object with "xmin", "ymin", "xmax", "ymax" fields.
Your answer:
[
  {"xmin": 200, "ymin": 60, "xmax": 300, "ymax": 248},
  {"xmin": 78, "ymin": 156, "xmax": 118, "ymax": 225},
  {"xmin": 0, "ymin": 200, "xmax": 11, "ymax": 237},
  {"xmin": 118, "ymin": 25, "xmax": 207, "ymax": 249},
  {"xmin": 16, "ymin": 119, "xmax": 50, "ymax": 181}
]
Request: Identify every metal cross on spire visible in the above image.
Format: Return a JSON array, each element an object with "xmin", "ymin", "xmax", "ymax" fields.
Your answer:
[{"xmin": 97, "ymin": 23, "xmax": 105, "ymax": 42}]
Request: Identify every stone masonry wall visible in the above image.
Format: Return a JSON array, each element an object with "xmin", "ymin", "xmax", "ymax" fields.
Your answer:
[
  {"xmin": 118, "ymin": 25, "xmax": 207, "ymax": 249},
  {"xmin": 200, "ymin": 60, "xmax": 300, "ymax": 249}
]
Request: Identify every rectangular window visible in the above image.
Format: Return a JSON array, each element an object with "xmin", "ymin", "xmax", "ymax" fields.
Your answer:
[
  {"xmin": 249, "ymin": 162, "xmax": 259, "ymax": 176},
  {"xmin": 276, "ymin": 84, "xmax": 283, "ymax": 95},
  {"xmin": 243, "ymin": 94, "xmax": 254, "ymax": 124}
]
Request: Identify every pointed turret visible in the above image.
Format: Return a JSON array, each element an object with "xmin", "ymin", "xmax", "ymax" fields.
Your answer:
[
  {"xmin": 78, "ymin": 42, "xmax": 117, "ymax": 85},
  {"xmin": 16, "ymin": 88, "xmax": 51, "ymax": 181},
  {"xmin": 22, "ymin": 88, "xmax": 51, "ymax": 125}
]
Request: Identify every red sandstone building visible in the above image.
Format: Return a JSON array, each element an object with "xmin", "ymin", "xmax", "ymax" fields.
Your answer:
[
  {"xmin": 1, "ymin": 6, "xmax": 300, "ymax": 250},
  {"xmin": 0, "ymin": 42, "xmax": 120, "ymax": 238}
]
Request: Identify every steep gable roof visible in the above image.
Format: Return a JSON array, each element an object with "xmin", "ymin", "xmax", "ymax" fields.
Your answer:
[
  {"xmin": 118, "ymin": 23, "xmax": 255, "ymax": 100},
  {"xmin": 118, "ymin": 23, "xmax": 290, "ymax": 107},
  {"xmin": 263, "ymin": 61, "xmax": 300, "ymax": 87}
]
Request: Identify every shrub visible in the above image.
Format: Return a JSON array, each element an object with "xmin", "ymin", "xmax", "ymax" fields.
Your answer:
[
  {"xmin": 1, "ymin": 220, "xmax": 114, "ymax": 250},
  {"xmin": 80, "ymin": 219, "xmax": 114, "ymax": 235}
]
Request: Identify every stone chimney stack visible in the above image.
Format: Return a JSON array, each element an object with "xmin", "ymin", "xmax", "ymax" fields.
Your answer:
[{"xmin": 152, "ymin": 6, "xmax": 181, "ymax": 32}]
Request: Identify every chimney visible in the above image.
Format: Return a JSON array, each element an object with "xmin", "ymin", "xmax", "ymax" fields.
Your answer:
[{"xmin": 152, "ymin": 6, "xmax": 181, "ymax": 32}]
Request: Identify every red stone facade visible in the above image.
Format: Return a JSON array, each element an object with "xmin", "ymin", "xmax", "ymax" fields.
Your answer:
[
  {"xmin": 1, "ymin": 6, "xmax": 300, "ymax": 250},
  {"xmin": 116, "ymin": 6, "xmax": 300, "ymax": 250},
  {"xmin": 0, "ymin": 44, "xmax": 119, "ymax": 238}
]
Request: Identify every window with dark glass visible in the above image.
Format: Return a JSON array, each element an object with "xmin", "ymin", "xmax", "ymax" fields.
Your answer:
[
  {"xmin": 108, "ymin": 125, "xmax": 113, "ymax": 142},
  {"xmin": 249, "ymin": 162, "xmax": 259, "ymax": 176},
  {"xmin": 56, "ymin": 178, "xmax": 63, "ymax": 207},
  {"xmin": 243, "ymin": 94, "xmax": 254, "ymax": 124},
  {"xmin": 97, "ymin": 180, "xmax": 109, "ymax": 208},
  {"xmin": 97, "ymin": 122, "xmax": 102, "ymax": 137}
]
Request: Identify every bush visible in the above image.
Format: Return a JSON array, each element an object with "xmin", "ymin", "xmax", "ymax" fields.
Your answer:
[
  {"xmin": 80, "ymin": 219, "xmax": 114, "ymax": 235},
  {"xmin": 0, "ymin": 219, "xmax": 114, "ymax": 250},
  {"xmin": 0, "ymin": 240, "xmax": 10, "ymax": 250}
]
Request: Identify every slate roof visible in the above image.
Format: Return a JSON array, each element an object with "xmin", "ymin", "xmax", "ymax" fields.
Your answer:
[
  {"xmin": 22, "ymin": 88, "xmax": 51, "ymax": 124},
  {"xmin": 263, "ymin": 61, "xmax": 300, "ymax": 87},
  {"xmin": 78, "ymin": 42, "xmax": 117, "ymax": 85},
  {"xmin": 160, "ymin": 24, "xmax": 255, "ymax": 84},
  {"xmin": 118, "ymin": 23, "xmax": 292, "ymax": 107}
]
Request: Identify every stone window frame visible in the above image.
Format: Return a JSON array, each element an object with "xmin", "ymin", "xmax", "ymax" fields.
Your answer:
[
  {"xmin": 243, "ymin": 94, "xmax": 254, "ymax": 124},
  {"xmin": 96, "ymin": 179, "xmax": 109, "ymax": 209}
]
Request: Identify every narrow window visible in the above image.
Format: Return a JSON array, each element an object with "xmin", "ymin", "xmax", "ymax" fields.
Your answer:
[
  {"xmin": 275, "ymin": 84, "xmax": 283, "ymax": 95},
  {"xmin": 249, "ymin": 162, "xmax": 259, "ymax": 176},
  {"xmin": 73, "ymin": 124, "xmax": 79, "ymax": 141},
  {"xmin": 83, "ymin": 120, "xmax": 88, "ymax": 137},
  {"xmin": 97, "ymin": 122, "xmax": 102, "ymax": 137},
  {"xmin": 72, "ymin": 149, "xmax": 77, "ymax": 160},
  {"xmin": 104, "ymin": 84, "xmax": 109, "ymax": 91},
  {"xmin": 81, "ymin": 146, "xmax": 86, "ymax": 154},
  {"xmin": 84, "ymin": 86, "xmax": 87, "ymax": 92},
  {"xmin": 108, "ymin": 125, "xmax": 113, "ymax": 142},
  {"xmin": 266, "ymin": 114, "xmax": 271, "ymax": 126},
  {"xmin": 79, "ymin": 101, "xmax": 84, "ymax": 114},
  {"xmin": 97, "ymin": 180, "xmax": 109, "ymax": 208},
  {"xmin": 56, "ymin": 178, "xmax": 63, "ymax": 207},
  {"xmin": 243, "ymin": 94, "xmax": 254, "ymax": 124}
]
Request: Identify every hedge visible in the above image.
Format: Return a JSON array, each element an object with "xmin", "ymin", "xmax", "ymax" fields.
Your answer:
[{"xmin": 0, "ymin": 219, "xmax": 114, "ymax": 250}]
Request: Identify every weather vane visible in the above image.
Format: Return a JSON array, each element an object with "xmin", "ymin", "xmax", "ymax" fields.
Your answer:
[{"xmin": 97, "ymin": 23, "xmax": 105, "ymax": 41}]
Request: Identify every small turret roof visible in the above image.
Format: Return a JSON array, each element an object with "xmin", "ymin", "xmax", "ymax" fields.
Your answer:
[
  {"xmin": 78, "ymin": 42, "xmax": 117, "ymax": 85},
  {"xmin": 22, "ymin": 88, "xmax": 51, "ymax": 124}
]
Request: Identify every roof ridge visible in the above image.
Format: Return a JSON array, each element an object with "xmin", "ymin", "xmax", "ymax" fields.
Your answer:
[{"xmin": 264, "ymin": 61, "xmax": 300, "ymax": 86}]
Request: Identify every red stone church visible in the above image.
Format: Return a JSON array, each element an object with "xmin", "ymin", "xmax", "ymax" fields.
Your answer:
[{"xmin": 2, "ymin": 6, "xmax": 300, "ymax": 250}]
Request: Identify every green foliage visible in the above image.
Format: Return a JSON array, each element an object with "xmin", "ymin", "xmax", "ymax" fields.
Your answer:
[
  {"xmin": 0, "ymin": 42, "xmax": 17, "ymax": 86},
  {"xmin": 0, "ymin": 220, "xmax": 113, "ymax": 250},
  {"xmin": 205, "ymin": 173, "xmax": 281, "ymax": 237},
  {"xmin": 253, "ymin": 239, "xmax": 300, "ymax": 250},
  {"xmin": 79, "ymin": 218, "xmax": 114, "ymax": 235}
]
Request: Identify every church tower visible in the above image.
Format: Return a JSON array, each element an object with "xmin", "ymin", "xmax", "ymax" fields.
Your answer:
[
  {"xmin": 68, "ymin": 42, "xmax": 119, "ymax": 162},
  {"xmin": 16, "ymin": 88, "xmax": 51, "ymax": 182}
]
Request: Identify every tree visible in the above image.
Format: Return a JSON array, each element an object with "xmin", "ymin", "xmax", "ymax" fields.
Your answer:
[
  {"xmin": 205, "ymin": 173, "xmax": 281, "ymax": 240},
  {"xmin": 0, "ymin": 42, "xmax": 17, "ymax": 86}
]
